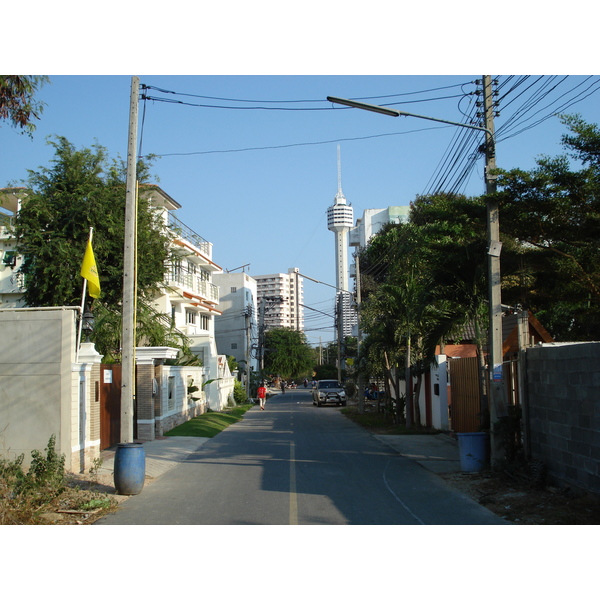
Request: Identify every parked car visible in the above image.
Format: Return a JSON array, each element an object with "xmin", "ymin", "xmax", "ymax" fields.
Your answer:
[{"xmin": 312, "ymin": 379, "xmax": 346, "ymax": 407}]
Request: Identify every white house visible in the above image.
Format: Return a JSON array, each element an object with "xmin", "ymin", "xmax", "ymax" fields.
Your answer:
[{"xmin": 142, "ymin": 185, "xmax": 232, "ymax": 410}]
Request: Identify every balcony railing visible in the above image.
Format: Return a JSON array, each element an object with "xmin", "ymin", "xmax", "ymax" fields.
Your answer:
[
  {"xmin": 168, "ymin": 268, "xmax": 219, "ymax": 304},
  {"xmin": 0, "ymin": 214, "xmax": 14, "ymax": 238},
  {"xmin": 168, "ymin": 213, "xmax": 211, "ymax": 258}
]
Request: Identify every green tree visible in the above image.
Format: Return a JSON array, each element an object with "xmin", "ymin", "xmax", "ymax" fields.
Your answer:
[
  {"xmin": 0, "ymin": 76, "xmax": 49, "ymax": 136},
  {"xmin": 359, "ymin": 215, "xmax": 490, "ymax": 426},
  {"xmin": 263, "ymin": 328, "xmax": 314, "ymax": 379},
  {"xmin": 409, "ymin": 192, "xmax": 499, "ymax": 424},
  {"xmin": 7, "ymin": 136, "xmax": 190, "ymax": 361},
  {"xmin": 495, "ymin": 115, "xmax": 600, "ymax": 340},
  {"xmin": 13, "ymin": 137, "xmax": 170, "ymax": 308}
]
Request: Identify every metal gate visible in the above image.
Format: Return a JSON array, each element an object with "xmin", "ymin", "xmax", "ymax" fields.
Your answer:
[
  {"xmin": 448, "ymin": 357, "xmax": 482, "ymax": 433},
  {"xmin": 100, "ymin": 364, "xmax": 122, "ymax": 450}
]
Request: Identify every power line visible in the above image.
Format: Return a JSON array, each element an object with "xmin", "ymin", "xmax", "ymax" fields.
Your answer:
[
  {"xmin": 420, "ymin": 76, "xmax": 600, "ymax": 197},
  {"xmin": 146, "ymin": 125, "xmax": 449, "ymax": 158},
  {"xmin": 141, "ymin": 81, "xmax": 473, "ymax": 107}
]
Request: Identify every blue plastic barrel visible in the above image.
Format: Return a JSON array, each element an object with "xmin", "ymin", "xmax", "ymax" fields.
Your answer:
[
  {"xmin": 456, "ymin": 432, "xmax": 489, "ymax": 472},
  {"xmin": 114, "ymin": 443, "xmax": 146, "ymax": 495}
]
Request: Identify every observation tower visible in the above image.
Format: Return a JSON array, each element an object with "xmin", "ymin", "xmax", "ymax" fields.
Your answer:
[{"xmin": 327, "ymin": 145, "xmax": 354, "ymax": 337}]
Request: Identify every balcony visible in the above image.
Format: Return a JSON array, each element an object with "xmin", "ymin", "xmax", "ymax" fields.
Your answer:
[
  {"xmin": 0, "ymin": 214, "xmax": 13, "ymax": 239},
  {"xmin": 168, "ymin": 213, "xmax": 212, "ymax": 259},
  {"xmin": 167, "ymin": 268, "xmax": 219, "ymax": 304}
]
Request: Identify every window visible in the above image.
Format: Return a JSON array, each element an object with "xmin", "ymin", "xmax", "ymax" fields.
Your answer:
[
  {"xmin": 168, "ymin": 376, "xmax": 176, "ymax": 411},
  {"xmin": 200, "ymin": 314, "xmax": 210, "ymax": 330},
  {"xmin": 2, "ymin": 251, "xmax": 17, "ymax": 267},
  {"xmin": 231, "ymin": 343, "xmax": 238, "ymax": 350},
  {"xmin": 231, "ymin": 287, "xmax": 237, "ymax": 293},
  {"xmin": 172, "ymin": 258, "xmax": 183, "ymax": 277},
  {"xmin": 186, "ymin": 310, "xmax": 197, "ymax": 325}
]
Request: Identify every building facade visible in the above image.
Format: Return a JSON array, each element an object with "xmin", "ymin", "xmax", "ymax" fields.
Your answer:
[
  {"xmin": 0, "ymin": 188, "xmax": 27, "ymax": 309},
  {"xmin": 254, "ymin": 268, "xmax": 304, "ymax": 332},
  {"xmin": 144, "ymin": 187, "xmax": 224, "ymax": 396},
  {"xmin": 348, "ymin": 206, "xmax": 410, "ymax": 250},
  {"xmin": 213, "ymin": 271, "xmax": 259, "ymax": 376}
]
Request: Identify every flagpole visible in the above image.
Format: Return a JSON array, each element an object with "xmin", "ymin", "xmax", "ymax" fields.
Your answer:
[{"xmin": 76, "ymin": 227, "xmax": 93, "ymax": 362}]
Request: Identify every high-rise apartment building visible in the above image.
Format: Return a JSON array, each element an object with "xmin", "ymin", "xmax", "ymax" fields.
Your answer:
[
  {"xmin": 254, "ymin": 268, "xmax": 304, "ymax": 332},
  {"xmin": 349, "ymin": 206, "xmax": 410, "ymax": 249}
]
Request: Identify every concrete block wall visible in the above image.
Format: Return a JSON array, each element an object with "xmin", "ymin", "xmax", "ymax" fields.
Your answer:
[{"xmin": 526, "ymin": 342, "xmax": 600, "ymax": 494}]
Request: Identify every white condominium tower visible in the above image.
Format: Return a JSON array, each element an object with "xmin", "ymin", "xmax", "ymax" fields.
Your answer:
[
  {"xmin": 327, "ymin": 145, "xmax": 354, "ymax": 337},
  {"xmin": 254, "ymin": 268, "xmax": 304, "ymax": 331}
]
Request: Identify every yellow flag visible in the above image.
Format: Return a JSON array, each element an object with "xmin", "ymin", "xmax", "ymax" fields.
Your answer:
[{"xmin": 80, "ymin": 239, "xmax": 101, "ymax": 298}]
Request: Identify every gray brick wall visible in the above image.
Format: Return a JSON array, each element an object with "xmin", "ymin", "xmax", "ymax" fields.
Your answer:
[{"xmin": 526, "ymin": 342, "xmax": 600, "ymax": 494}]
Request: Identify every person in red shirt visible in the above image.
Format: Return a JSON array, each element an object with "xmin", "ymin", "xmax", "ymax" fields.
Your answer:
[{"xmin": 257, "ymin": 382, "xmax": 267, "ymax": 410}]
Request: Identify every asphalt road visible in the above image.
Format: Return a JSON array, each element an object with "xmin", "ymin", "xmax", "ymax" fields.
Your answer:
[{"xmin": 96, "ymin": 389, "xmax": 507, "ymax": 525}]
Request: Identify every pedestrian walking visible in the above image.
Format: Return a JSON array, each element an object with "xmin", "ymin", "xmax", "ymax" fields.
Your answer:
[
  {"xmin": 280, "ymin": 380, "xmax": 286, "ymax": 394},
  {"xmin": 257, "ymin": 382, "xmax": 267, "ymax": 410}
]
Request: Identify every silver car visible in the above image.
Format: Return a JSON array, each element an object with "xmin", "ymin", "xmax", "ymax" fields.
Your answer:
[{"xmin": 312, "ymin": 379, "xmax": 347, "ymax": 407}]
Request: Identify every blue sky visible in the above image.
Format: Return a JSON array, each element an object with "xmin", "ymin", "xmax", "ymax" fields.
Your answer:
[
  {"xmin": 2, "ymin": 74, "xmax": 600, "ymax": 344},
  {"xmin": 3, "ymin": 1, "xmax": 596, "ymax": 579}
]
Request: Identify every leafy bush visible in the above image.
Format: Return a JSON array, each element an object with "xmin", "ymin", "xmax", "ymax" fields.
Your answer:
[
  {"xmin": 15, "ymin": 434, "xmax": 65, "ymax": 497},
  {"xmin": 0, "ymin": 435, "xmax": 66, "ymax": 524},
  {"xmin": 233, "ymin": 379, "xmax": 247, "ymax": 404}
]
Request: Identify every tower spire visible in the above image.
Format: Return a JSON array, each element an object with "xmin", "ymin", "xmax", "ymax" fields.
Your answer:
[
  {"xmin": 335, "ymin": 144, "xmax": 346, "ymax": 204},
  {"xmin": 337, "ymin": 144, "xmax": 342, "ymax": 195}
]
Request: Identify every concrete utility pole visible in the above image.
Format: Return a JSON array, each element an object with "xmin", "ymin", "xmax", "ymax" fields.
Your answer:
[
  {"xmin": 337, "ymin": 294, "xmax": 343, "ymax": 382},
  {"xmin": 245, "ymin": 305, "xmax": 251, "ymax": 397},
  {"xmin": 482, "ymin": 75, "xmax": 508, "ymax": 463},
  {"xmin": 327, "ymin": 90, "xmax": 507, "ymax": 446},
  {"xmin": 121, "ymin": 76, "xmax": 139, "ymax": 443},
  {"xmin": 258, "ymin": 298, "xmax": 265, "ymax": 372},
  {"xmin": 355, "ymin": 251, "xmax": 365, "ymax": 413}
]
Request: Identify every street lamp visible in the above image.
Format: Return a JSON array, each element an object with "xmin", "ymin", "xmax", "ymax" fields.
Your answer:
[
  {"xmin": 81, "ymin": 306, "xmax": 95, "ymax": 343},
  {"xmin": 326, "ymin": 97, "xmax": 493, "ymax": 137},
  {"xmin": 328, "ymin": 89, "xmax": 506, "ymax": 459}
]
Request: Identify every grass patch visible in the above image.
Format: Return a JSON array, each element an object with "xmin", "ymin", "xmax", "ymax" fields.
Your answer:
[
  {"xmin": 165, "ymin": 404, "xmax": 254, "ymax": 438},
  {"xmin": 341, "ymin": 406, "xmax": 440, "ymax": 435}
]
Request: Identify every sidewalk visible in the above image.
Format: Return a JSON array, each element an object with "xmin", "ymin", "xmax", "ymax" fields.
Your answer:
[{"xmin": 95, "ymin": 436, "xmax": 211, "ymax": 501}]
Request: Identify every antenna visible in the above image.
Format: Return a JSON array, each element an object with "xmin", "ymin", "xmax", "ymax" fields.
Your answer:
[
  {"xmin": 227, "ymin": 263, "xmax": 250, "ymax": 273},
  {"xmin": 334, "ymin": 144, "xmax": 346, "ymax": 204},
  {"xmin": 337, "ymin": 144, "xmax": 342, "ymax": 195}
]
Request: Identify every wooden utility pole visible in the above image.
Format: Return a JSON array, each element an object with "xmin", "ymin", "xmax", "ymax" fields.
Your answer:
[
  {"xmin": 483, "ymin": 75, "xmax": 508, "ymax": 463},
  {"xmin": 121, "ymin": 76, "xmax": 139, "ymax": 443}
]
